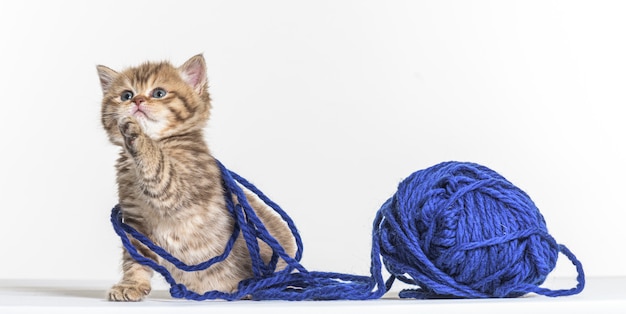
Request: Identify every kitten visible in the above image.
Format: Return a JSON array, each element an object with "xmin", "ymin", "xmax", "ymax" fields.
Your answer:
[{"xmin": 97, "ymin": 55, "xmax": 296, "ymax": 301}]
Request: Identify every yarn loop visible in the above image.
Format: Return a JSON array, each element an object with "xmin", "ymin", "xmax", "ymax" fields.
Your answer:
[{"xmin": 110, "ymin": 160, "xmax": 584, "ymax": 300}]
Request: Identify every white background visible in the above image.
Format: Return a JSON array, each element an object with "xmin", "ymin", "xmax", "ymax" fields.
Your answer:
[{"xmin": 0, "ymin": 0, "xmax": 623, "ymax": 285}]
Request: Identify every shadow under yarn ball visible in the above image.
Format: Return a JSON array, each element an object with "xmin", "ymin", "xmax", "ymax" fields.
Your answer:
[{"xmin": 377, "ymin": 161, "xmax": 568, "ymax": 298}]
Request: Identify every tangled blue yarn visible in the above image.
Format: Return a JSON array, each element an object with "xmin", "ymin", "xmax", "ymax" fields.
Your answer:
[
  {"xmin": 376, "ymin": 161, "xmax": 585, "ymax": 298},
  {"xmin": 110, "ymin": 160, "xmax": 585, "ymax": 300}
]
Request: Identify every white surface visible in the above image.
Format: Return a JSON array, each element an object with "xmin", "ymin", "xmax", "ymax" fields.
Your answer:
[
  {"xmin": 0, "ymin": 0, "xmax": 624, "ymax": 283},
  {"xmin": 0, "ymin": 277, "xmax": 624, "ymax": 314}
]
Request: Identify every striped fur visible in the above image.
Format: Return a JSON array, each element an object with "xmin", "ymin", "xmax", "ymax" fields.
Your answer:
[{"xmin": 97, "ymin": 55, "xmax": 296, "ymax": 301}]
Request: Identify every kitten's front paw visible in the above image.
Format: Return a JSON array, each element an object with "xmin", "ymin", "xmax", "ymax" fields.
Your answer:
[
  {"xmin": 118, "ymin": 117, "xmax": 143, "ymax": 155},
  {"xmin": 108, "ymin": 282, "xmax": 151, "ymax": 302}
]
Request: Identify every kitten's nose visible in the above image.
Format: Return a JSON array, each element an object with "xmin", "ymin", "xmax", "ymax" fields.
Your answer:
[{"xmin": 133, "ymin": 96, "xmax": 146, "ymax": 106}]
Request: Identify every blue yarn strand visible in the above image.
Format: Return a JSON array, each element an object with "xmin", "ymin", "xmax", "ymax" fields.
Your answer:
[
  {"xmin": 110, "ymin": 160, "xmax": 584, "ymax": 300},
  {"xmin": 111, "ymin": 160, "xmax": 387, "ymax": 300}
]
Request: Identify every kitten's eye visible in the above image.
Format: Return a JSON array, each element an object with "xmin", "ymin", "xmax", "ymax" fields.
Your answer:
[
  {"xmin": 152, "ymin": 88, "xmax": 167, "ymax": 99},
  {"xmin": 121, "ymin": 91, "xmax": 134, "ymax": 101}
]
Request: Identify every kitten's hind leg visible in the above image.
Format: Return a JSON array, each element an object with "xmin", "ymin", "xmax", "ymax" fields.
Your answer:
[{"xmin": 108, "ymin": 245, "xmax": 154, "ymax": 301}]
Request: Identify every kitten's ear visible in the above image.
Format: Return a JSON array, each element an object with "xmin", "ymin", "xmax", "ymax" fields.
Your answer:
[
  {"xmin": 96, "ymin": 65, "xmax": 118, "ymax": 94},
  {"xmin": 178, "ymin": 54, "xmax": 208, "ymax": 95}
]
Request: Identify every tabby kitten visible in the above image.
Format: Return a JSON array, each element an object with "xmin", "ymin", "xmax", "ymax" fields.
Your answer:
[{"xmin": 97, "ymin": 55, "xmax": 296, "ymax": 301}]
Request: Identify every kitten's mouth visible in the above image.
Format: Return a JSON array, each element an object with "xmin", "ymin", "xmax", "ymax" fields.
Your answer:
[
  {"xmin": 132, "ymin": 109, "xmax": 147, "ymax": 118},
  {"xmin": 131, "ymin": 108, "xmax": 157, "ymax": 122}
]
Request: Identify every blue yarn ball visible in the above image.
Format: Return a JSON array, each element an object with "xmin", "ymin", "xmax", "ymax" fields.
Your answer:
[{"xmin": 377, "ymin": 161, "xmax": 560, "ymax": 298}]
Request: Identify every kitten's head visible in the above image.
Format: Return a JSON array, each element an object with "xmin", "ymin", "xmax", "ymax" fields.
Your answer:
[{"xmin": 97, "ymin": 55, "xmax": 211, "ymax": 145}]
